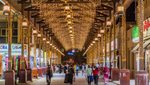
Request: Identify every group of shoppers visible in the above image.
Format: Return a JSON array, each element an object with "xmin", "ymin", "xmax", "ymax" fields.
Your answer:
[
  {"xmin": 64, "ymin": 65, "xmax": 75, "ymax": 85},
  {"xmin": 86, "ymin": 65, "xmax": 109, "ymax": 85},
  {"xmin": 46, "ymin": 63, "xmax": 110, "ymax": 85}
]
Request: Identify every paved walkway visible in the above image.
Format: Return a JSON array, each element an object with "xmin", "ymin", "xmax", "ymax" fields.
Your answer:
[
  {"xmin": 0, "ymin": 73, "xmax": 119, "ymax": 85},
  {"xmin": 29, "ymin": 73, "xmax": 117, "ymax": 85}
]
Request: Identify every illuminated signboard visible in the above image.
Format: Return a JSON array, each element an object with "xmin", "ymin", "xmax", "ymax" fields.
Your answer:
[
  {"xmin": 132, "ymin": 18, "xmax": 150, "ymax": 43},
  {"xmin": 0, "ymin": 44, "xmax": 28, "ymax": 56},
  {"xmin": 144, "ymin": 18, "xmax": 150, "ymax": 37},
  {"xmin": 132, "ymin": 25, "xmax": 139, "ymax": 43}
]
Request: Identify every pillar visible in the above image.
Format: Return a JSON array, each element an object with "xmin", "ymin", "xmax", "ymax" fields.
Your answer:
[
  {"xmin": 104, "ymin": 27, "xmax": 107, "ymax": 66},
  {"xmin": 5, "ymin": 3, "xmax": 15, "ymax": 85},
  {"xmin": 135, "ymin": 0, "xmax": 149, "ymax": 85},
  {"xmin": 26, "ymin": 11, "xmax": 32, "ymax": 81},
  {"xmin": 109, "ymin": 24, "xmax": 112, "ymax": 79},
  {"xmin": 121, "ymin": 9, "xmax": 127, "ymax": 69},
  {"xmin": 33, "ymin": 34, "xmax": 37, "ymax": 67},
  {"xmin": 7, "ymin": 8, "xmax": 12, "ymax": 71}
]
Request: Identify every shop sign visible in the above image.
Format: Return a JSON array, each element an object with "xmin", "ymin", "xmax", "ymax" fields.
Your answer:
[
  {"xmin": 132, "ymin": 18, "xmax": 150, "ymax": 43},
  {"xmin": 132, "ymin": 25, "xmax": 139, "ymax": 43},
  {"xmin": 144, "ymin": 18, "xmax": 150, "ymax": 38},
  {"xmin": 0, "ymin": 44, "xmax": 22, "ymax": 52},
  {"xmin": 0, "ymin": 44, "xmax": 28, "ymax": 56},
  {"xmin": 0, "ymin": 44, "xmax": 8, "ymax": 51},
  {"xmin": 12, "ymin": 44, "xmax": 21, "ymax": 52}
]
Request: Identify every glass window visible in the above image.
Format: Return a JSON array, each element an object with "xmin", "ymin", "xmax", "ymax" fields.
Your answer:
[
  {"xmin": 12, "ymin": 29, "xmax": 18, "ymax": 36},
  {"xmin": 1, "ymin": 29, "xmax": 6, "ymax": 36},
  {"xmin": 0, "ymin": 37, "xmax": 6, "ymax": 43},
  {"xmin": 12, "ymin": 37, "xmax": 17, "ymax": 43},
  {"xmin": 12, "ymin": 22, "xmax": 18, "ymax": 28},
  {"xmin": 0, "ymin": 22, "xmax": 8, "ymax": 28}
]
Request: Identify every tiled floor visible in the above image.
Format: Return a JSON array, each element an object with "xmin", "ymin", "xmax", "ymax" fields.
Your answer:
[{"xmin": 1, "ymin": 73, "xmax": 140, "ymax": 85}]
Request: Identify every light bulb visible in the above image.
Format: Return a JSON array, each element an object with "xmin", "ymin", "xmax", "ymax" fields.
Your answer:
[
  {"xmin": 97, "ymin": 34, "xmax": 101, "ymax": 37},
  {"xmin": 3, "ymin": 4, "xmax": 10, "ymax": 16}
]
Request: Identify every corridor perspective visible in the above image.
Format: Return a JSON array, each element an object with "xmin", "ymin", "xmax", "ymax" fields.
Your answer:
[{"xmin": 0, "ymin": 0, "xmax": 149, "ymax": 85}]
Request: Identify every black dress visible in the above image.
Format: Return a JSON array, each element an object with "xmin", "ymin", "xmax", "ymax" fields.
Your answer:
[
  {"xmin": 68, "ymin": 68, "xmax": 75, "ymax": 84},
  {"xmin": 46, "ymin": 69, "xmax": 53, "ymax": 85}
]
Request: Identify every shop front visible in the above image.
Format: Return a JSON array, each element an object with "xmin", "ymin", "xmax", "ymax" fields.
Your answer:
[
  {"xmin": 132, "ymin": 17, "xmax": 150, "ymax": 78},
  {"xmin": 33, "ymin": 48, "xmax": 47, "ymax": 77},
  {"xmin": 104, "ymin": 38, "xmax": 118, "ymax": 68},
  {"xmin": 0, "ymin": 44, "xmax": 28, "ymax": 77},
  {"xmin": 111, "ymin": 38, "xmax": 118, "ymax": 68}
]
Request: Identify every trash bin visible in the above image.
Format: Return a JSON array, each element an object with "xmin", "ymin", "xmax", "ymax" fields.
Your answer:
[
  {"xmin": 5, "ymin": 70, "xmax": 15, "ymax": 85},
  {"xmin": 135, "ymin": 71, "xmax": 149, "ymax": 85},
  {"xmin": 120, "ymin": 69, "xmax": 130, "ymax": 85},
  {"xmin": 27, "ymin": 69, "xmax": 32, "ymax": 81},
  {"xmin": 19, "ymin": 69, "xmax": 27, "ymax": 83},
  {"xmin": 111, "ymin": 68, "xmax": 120, "ymax": 81}
]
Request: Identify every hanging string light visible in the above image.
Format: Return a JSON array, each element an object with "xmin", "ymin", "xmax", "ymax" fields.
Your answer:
[
  {"xmin": 22, "ymin": 18, "xmax": 28, "ymax": 29},
  {"xmin": 100, "ymin": 29, "xmax": 105, "ymax": 33},
  {"xmin": 37, "ymin": 33, "xmax": 41, "ymax": 37},
  {"xmin": 97, "ymin": 34, "xmax": 102, "ymax": 38},
  {"xmin": 63, "ymin": 2, "xmax": 75, "ymax": 49},
  {"xmin": 3, "ymin": 3, "xmax": 10, "ymax": 16},
  {"xmin": 46, "ymin": 41, "xmax": 50, "ymax": 44},
  {"xmin": 106, "ymin": 20, "xmax": 112, "ymax": 27},
  {"xmin": 95, "ymin": 37, "xmax": 98, "ymax": 41},
  {"xmin": 43, "ymin": 37, "xmax": 46, "ymax": 41},
  {"xmin": 117, "ymin": 0, "xmax": 124, "ymax": 16},
  {"xmin": 33, "ymin": 29, "xmax": 37, "ymax": 34}
]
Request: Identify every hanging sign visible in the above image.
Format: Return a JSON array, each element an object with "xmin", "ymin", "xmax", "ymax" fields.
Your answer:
[
  {"xmin": 0, "ymin": 44, "xmax": 28, "ymax": 56},
  {"xmin": 144, "ymin": 18, "xmax": 150, "ymax": 37},
  {"xmin": 132, "ymin": 25, "xmax": 139, "ymax": 43}
]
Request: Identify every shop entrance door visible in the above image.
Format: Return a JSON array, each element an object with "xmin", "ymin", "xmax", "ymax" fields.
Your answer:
[{"xmin": 145, "ymin": 50, "xmax": 150, "ymax": 79}]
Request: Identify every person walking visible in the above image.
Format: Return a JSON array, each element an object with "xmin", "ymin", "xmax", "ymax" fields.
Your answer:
[
  {"xmin": 64, "ymin": 69, "xmax": 69, "ymax": 84},
  {"xmin": 46, "ymin": 65, "xmax": 53, "ymax": 85},
  {"xmin": 92, "ymin": 66, "xmax": 99, "ymax": 85},
  {"xmin": 59, "ymin": 64, "xmax": 62, "ymax": 74},
  {"xmin": 64, "ymin": 64, "xmax": 68, "ymax": 73},
  {"xmin": 82, "ymin": 64, "xmax": 85, "ymax": 76},
  {"xmin": 86, "ymin": 65, "xmax": 93, "ymax": 85},
  {"xmin": 76, "ymin": 65, "xmax": 79, "ymax": 76},
  {"xmin": 103, "ymin": 66, "xmax": 109, "ymax": 84},
  {"xmin": 68, "ymin": 65, "xmax": 75, "ymax": 85}
]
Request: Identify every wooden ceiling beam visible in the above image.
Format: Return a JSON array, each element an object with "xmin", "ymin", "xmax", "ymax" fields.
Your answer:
[
  {"xmin": 101, "ymin": 0, "xmax": 113, "ymax": 3},
  {"xmin": 36, "ymin": 19, "xmax": 45, "ymax": 23},
  {"xmin": 95, "ymin": 13, "xmax": 107, "ymax": 17},
  {"xmin": 31, "ymin": 12, "xmax": 40, "ymax": 18},
  {"xmin": 17, "ymin": 0, "xmax": 30, "ymax": 4},
  {"xmin": 101, "ymin": 4, "xmax": 113, "ymax": 10},
  {"xmin": 57, "ymin": 16, "xmax": 82, "ymax": 19},
  {"xmin": 56, "ymin": 8, "xmax": 81, "ymax": 11},
  {"xmin": 24, "ymin": 5, "xmax": 39, "ymax": 11},
  {"xmin": 43, "ymin": 28, "xmax": 50, "ymax": 31},
  {"xmin": 95, "ymin": 18, "xmax": 105, "ymax": 22},
  {"xmin": 46, "ymin": 0, "xmax": 90, "ymax": 4},
  {"xmin": 96, "ymin": 11, "xmax": 109, "ymax": 17}
]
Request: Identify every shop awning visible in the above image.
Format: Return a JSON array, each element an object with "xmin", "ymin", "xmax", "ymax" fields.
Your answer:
[{"xmin": 131, "ymin": 39, "xmax": 150, "ymax": 52}]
